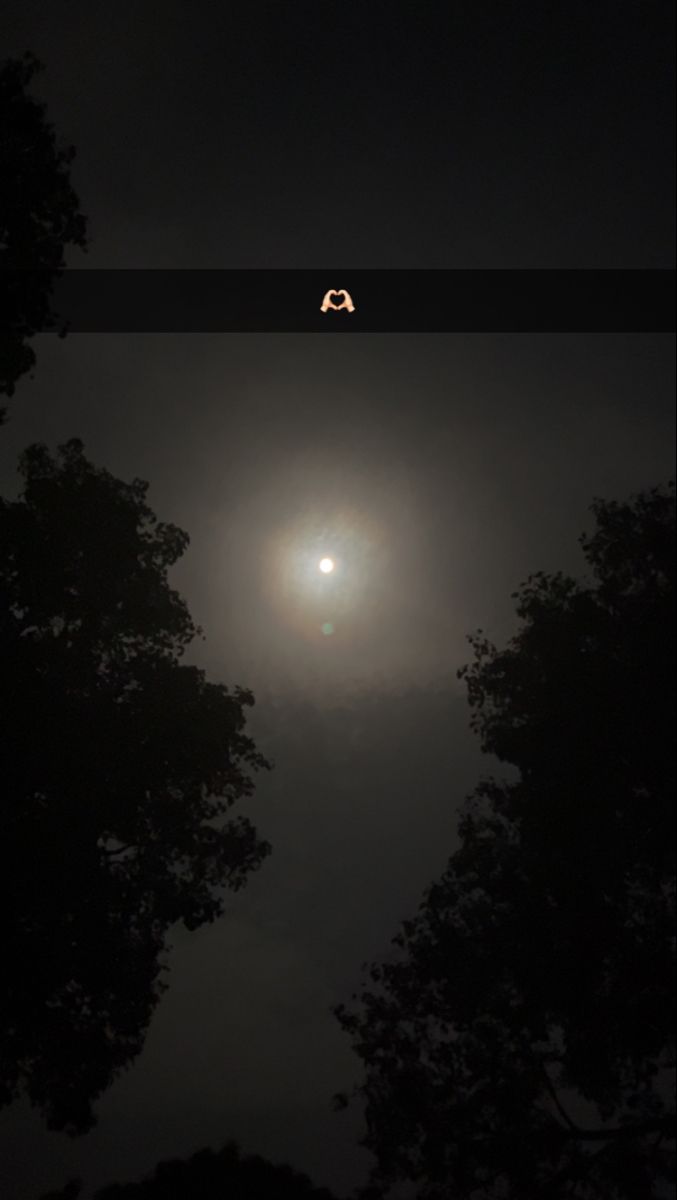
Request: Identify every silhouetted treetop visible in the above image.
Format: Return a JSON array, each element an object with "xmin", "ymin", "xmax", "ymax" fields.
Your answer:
[
  {"xmin": 51, "ymin": 1140, "xmax": 342, "ymax": 1199},
  {"xmin": 336, "ymin": 482, "xmax": 676, "ymax": 1200},
  {"xmin": 0, "ymin": 52, "xmax": 88, "ymax": 414},
  {"xmin": 1, "ymin": 441, "xmax": 271, "ymax": 1134}
]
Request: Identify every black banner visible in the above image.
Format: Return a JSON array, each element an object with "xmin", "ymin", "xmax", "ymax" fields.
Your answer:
[{"xmin": 2, "ymin": 269, "xmax": 674, "ymax": 332}]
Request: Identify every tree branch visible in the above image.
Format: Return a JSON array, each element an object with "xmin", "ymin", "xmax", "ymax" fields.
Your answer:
[
  {"xmin": 535, "ymin": 1056, "xmax": 675, "ymax": 1144},
  {"xmin": 534, "ymin": 1116, "xmax": 675, "ymax": 1198},
  {"xmin": 538, "ymin": 1060, "xmax": 580, "ymax": 1133},
  {"xmin": 566, "ymin": 1114, "xmax": 675, "ymax": 1142}
]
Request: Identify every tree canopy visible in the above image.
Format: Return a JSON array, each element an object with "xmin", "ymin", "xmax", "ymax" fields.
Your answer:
[
  {"xmin": 0, "ymin": 52, "xmax": 88, "ymax": 417},
  {"xmin": 38, "ymin": 1141, "xmax": 341, "ymax": 1200},
  {"xmin": 1, "ymin": 440, "xmax": 271, "ymax": 1134},
  {"xmin": 336, "ymin": 483, "xmax": 676, "ymax": 1199}
]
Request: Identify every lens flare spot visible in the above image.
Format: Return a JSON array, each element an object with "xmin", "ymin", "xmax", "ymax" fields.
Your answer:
[
  {"xmin": 319, "ymin": 557, "xmax": 335, "ymax": 574},
  {"xmin": 321, "ymin": 622, "xmax": 335, "ymax": 636}
]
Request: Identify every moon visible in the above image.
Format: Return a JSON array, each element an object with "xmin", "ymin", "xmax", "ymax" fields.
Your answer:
[{"xmin": 319, "ymin": 557, "xmax": 335, "ymax": 574}]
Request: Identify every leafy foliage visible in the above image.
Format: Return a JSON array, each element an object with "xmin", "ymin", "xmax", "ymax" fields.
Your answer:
[
  {"xmin": 0, "ymin": 53, "xmax": 88, "ymax": 416},
  {"xmin": 1, "ymin": 440, "xmax": 271, "ymax": 1133},
  {"xmin": 38, "ymin": 1141, "xmax": 340, "ymax": 1200},
  {"xmin": 93, "ymin": 1140, "xmax": 339, "ymax": 1199},
  {"xmin": 336, "ymin": 484, "xmax": 676, "ymax": 1198}
]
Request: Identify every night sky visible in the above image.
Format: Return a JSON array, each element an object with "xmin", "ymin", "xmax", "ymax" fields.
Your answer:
[{"xmin": 1, "ymin": 2, "xmax": 675, "ymax": 1197}]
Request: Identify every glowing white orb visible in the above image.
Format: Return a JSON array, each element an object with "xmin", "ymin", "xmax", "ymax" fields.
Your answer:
[{"xmin": 319, "ymin": 557, "xmax": 335, "ymax": 574}]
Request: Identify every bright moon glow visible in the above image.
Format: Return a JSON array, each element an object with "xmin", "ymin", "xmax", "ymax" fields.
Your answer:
[{"xmin": 319, "ymin": 557, "xmax": 335, "ymax": 574}]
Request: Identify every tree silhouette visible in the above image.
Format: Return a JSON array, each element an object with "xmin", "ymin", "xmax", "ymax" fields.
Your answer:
[
  {"xmin": 0, "ymin": 52, "xmax": 87, "ymax": 419},
  {"xmin": 38, "ymin": 1141, "xmax": 340, "ymax": 1200},
  {"xmin": 38, "ymin": 1184, "xmax": 82, "ymax": 1200},
  {"xmin": 335, "ymin": 484, "xmax": 676, "ymax": 1199},
  {"xmin": 1, "ymin": 439, "xmax": 271, "ymax": 1134}
]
